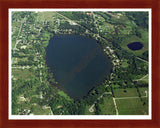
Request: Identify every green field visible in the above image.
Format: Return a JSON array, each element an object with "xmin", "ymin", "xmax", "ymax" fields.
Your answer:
[
  {"xmin": 113, "ymin": 88, "xmax": 139, "ymax": 98},
  {"xmin": 98, "ymin": 94, "xmax": 116, "ymax": 115},
  {"xmin": 116, "ymin": 97, "xmax": 148, "ymax": 115}
]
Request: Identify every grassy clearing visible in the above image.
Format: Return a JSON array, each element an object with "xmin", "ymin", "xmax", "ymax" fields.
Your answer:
[
  {"xmin": 121, "ymin": 60, "xmax": 129, "ymax": 68},
  {"xmin": 84, "ymin": 105, "xmax": 95, "ymax": 115},
  {"xmin": 58, "ymin": 91, "xmax": 72, "ymax": 101},
  {"xmin": 120, "ymin": 28, "xmax": 148, "ymax": 56},
  {"xmin": 116, "ymin": 97, "xmax": 148, "ymax": 115},
  {"xmin": 18, "ymin": 57, "xmax": 29, "ymax": 62},
  {"xmin": 37, "ymin": 11, "xmax": 56, "ymax": 22},
  {"xmin": 111, "ymin": 84, "xmax": 121, "ymax": 89},
  {"xmin": 98, "ymin": 94, "xmax": 116, "ymax": 115},
  {"xmin": 12, "ymin": 40, "xmax": 16, "ymax": 49},
  {"xmin": 31, "ymin": 105, "xmax": 52, "ymax": 115},
  {"xmin": 36, "ymin": 11, "xmax": 60, "ymax": 22},
  {"xmin": 17, "ymin": 98, "xmax": 52, "ymax": 115},
  {"xmin": 113, "ymin": 88, "xmax": 139, "ymax": 98},
  {"xmin": 139, "ymin": 28, "xmax": 149, "ymax": 43},
  {"xmin": 139, "ymin": 87, "xmax": 148, "ymax": 96},
  {"xmin": 104, "ymin": 22, "xmax": 114, "ymax": 27},
  {"xmin": 119, "ymin": 25, "xmax": 132, "ymax": 35},
  {"xmin": 102, "ymin": 22, "xmax": 115, "ymax": 34},
  {"xmin": 12, "ymin": 68, "xmax": 34, "ymax": 81}
]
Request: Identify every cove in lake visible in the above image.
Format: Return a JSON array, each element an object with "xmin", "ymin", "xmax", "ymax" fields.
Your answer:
[
  {"xmin": 46, "ymin": 35, "xmax": 112, "ymax": 99},
  {"xmin": 127, "ymin": 42, "xmax": 143, "ymax": 51}
]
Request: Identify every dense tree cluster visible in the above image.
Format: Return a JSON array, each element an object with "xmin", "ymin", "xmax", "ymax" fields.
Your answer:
[{"xmin": 125, "ymin": 12, "xmax": 148, "ymax": 29}]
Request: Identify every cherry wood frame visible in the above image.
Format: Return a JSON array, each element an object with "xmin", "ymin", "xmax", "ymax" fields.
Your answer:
[{"xmin": 0, "ymin": 0, "xmax": 160, "ymax": 128}]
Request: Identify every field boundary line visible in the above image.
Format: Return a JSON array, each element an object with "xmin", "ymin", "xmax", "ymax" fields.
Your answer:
[{"xmin": 115, "ymin": 91, "xmax": 147, "ymax": 100}]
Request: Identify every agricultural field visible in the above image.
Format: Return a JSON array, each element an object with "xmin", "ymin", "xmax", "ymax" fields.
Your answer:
[
  {"xmin": 113, "ymin": 87, "xmax": 148, "ymax": 115},
  {"xmin": 113, "ymin": 88, "xmax": 139, "ymax": 98},
  {"xmin": 116, "ymin": 97, "xmax": 148, "ymax": 115}
]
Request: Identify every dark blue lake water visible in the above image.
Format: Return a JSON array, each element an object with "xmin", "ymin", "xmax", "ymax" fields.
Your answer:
[
  {"xmin": 127, "ymin": 42, "xmax": 143, "ymax": 51},
  {"xmin": 46, "ymin": 35, "xmax": 112, "ymax": 99}
]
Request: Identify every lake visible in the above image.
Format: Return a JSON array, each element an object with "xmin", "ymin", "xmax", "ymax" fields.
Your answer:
[
  {"xmin": 127, "ymin": 42, "xmax": 143, "ymax": 51},
  {"xmin": 46, "ymin": 35, "xmax": 112, "ymax": 99}
]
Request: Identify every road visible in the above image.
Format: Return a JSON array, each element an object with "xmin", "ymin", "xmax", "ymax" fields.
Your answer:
[
  {"xmin": 136, "ymin": 57, "xmax": 148, "ymax": 63},
  {"xmin": 13, "ymin": 17, "xmax": 26, "ymax": 54},
  {"xmin": 134, "ymin": 74, "xmax": 148, "ymax": 81},
  {"xmin": 88, "ymin": 91, "xmax": 119, "ymax": 115},
  {"xmin": 12, "ymin": 17, "xmax": 26, "ymax": 63},
  {"xmin": 105, "ymin": 12, "xmax": 120, "ymax": 19},
  {"xmin": 44, "ymin": 106, "xmax": 54, "ymax": 115},
  {"xmin": 39, "ymin": 62, "xmax": 43, "ymax": 82},
  {"xmin": 112, "ymin": 97, "xmax": 119, "ymax": 115},
  {"xmin": 12, "ymin": 66, "xmax": 33, "ymax": 69},
  {"xmin": 89, "ymin": 104, "xmax": 95, "ymax": 113},
  {"xmin": 12, "ymin": 65, "xmax": 42, "ymax": 69},
  {"xmin": 88, "ymin": 92, "xmax": 112, "ymax": 113}
]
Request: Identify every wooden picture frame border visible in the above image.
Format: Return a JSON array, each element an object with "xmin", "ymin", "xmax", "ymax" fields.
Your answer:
[{"xmin": 0, "ymin": 0, "xmax": 160, "ymax": 128}]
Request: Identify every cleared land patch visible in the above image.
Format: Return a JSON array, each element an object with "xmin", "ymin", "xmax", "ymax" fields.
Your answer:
[
  {"xmin": 12, "ymin": 68, "xmax": 34, "ymax": 81},
  {"xmin": 84, "ymin": 105, "xmax": 95, "ymax": 115},
  {"xmin": 37, "ymin": 11, "xmax": 56, "ymax": 21}
]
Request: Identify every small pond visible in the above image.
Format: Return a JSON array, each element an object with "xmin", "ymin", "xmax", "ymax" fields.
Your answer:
[{"xmin": 127, "ymin": 42, "xmax": 143, "ymax": 51}]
